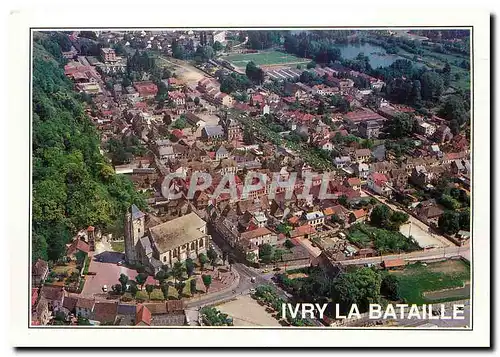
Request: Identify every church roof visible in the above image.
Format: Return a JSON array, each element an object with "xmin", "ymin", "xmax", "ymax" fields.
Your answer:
[
  {"xmin": 149, "ymin": 213, "xmax": 206, "ymax": 254},
  {"xmin": 131, "ymin": 204, "xmax": 145, "ymax": 220}
]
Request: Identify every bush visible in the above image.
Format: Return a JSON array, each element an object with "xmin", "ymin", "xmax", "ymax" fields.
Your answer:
[
  {"xmin": 135, "ymin": 290, "xmax": 148, "ymax": 300},
  {"xmin": 150, "ymin": 289, "xmax": 164, "ymax": 300}
]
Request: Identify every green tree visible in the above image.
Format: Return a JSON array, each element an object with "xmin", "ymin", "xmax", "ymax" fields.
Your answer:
[
  {"xmin": 332, "ymin": 268, "xmax": 382, "ymax": 313},
  {"xmin": 306, "ymin": 60, "xmax": 316, "ymax": 69},
  {"xmin": 135, "ymin": 272, "xmax": 148, "ymax": 289},
  {"xmin": 202, "ymin": 274, "xmax": 212, "ymax": 293},
  {"xmin": 145, "ymin": 284, "xmax": 154, "ymax": 300},
  {"xmin": 194, "ymin": 96, "xmax": 200, "ymax": 106},
  {"xmin": 259, "ymin": 243, "xmax": 274, "ymax": 264},
  {"xmin": 370, "ymin": 204, "xmax": 391, "ymax": 228},
  {"xmin": 112, "ymin": 284, "xmax": 123, "ymax": 294},
  {"xmin": 185, "ymin": 258, "xmax": 195, "ymax": 277},
  {"xmin": 119, "ymin": 273, "xmax": 129, "ymax": 291},
  {"xmin": 207, "ymin": 247, "xmax": 218, "ymax": 269},
  {"xmin": 213, "ymin": 41, "xmax": 223, "ymax": 52},
  {"xmin": 381, "ymin": 274, "xmax": 400, "ymax": 300},
  {"xmin": 190, "ymin": 278, "xmax": 198, "ymax": 294},
  {"xmin": 176, "ymin": 281, "xmax": 186, "ymax": 297},
  {"xmin": 284, "ymin": 239, "xmax": 295, "ymax": 249},
  {"xmin": 155, "ymin": 269, "xmax": 168, "ymax": 284},
  {"xmin": 385, "ymin": 113, "xmax": 415, "ymax": 138},
  {"xmin": 459, "ymin": 209, "xmax": 470, "ymax": 231},
  {"xmin": 198, "ymin": 253, "xmax": 209, "ymax": 271},
  {"xmin": 438, "ymin": 211, "xmax": 461, "ymax": 234},
  {"xmin": 171, "ymin": 261, "xmax": 186, "ymax": 284},
  {"xmin": 420, "ymin": 71, "xmax": 444, "ymax": 101},
  {"xmin": 246, "ymin": 61, "xmax": 265, "ymax": 84}
]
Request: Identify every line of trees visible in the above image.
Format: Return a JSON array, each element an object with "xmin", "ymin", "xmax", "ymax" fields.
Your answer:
[{"xmin": 32, "ymin": 33, "xmax": 146, "ymax": 262}]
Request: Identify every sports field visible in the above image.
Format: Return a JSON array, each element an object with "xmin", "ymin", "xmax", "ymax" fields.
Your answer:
[
  {"xmin": 222, "ymin": 50, "xmax": 309, "ymax": 69},
  {"xmin": 388, "ymin": 260, "xmax": 470, "ymax": 304}
]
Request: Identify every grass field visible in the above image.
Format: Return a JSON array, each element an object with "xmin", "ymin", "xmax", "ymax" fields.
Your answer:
[
  {"xmin": 222, "ymin": 50, "xmax": 308, "ymax": 68},
  {"xmin": 389, "ymin": 260, "xmax": 471, "ymax": 305},
  {"xmin": 111, "ymin": 241, "xmax": 125, "ymax": 253}
]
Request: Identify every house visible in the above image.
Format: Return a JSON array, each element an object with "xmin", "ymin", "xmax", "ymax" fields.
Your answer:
[
  {"xmin": 134, "ymin": 81, "xmax": 158, "ymax": 99},
  {"xmin": 416, "ymin": 122, "xmax": 436, "ymax": 137},
  {"xmin": 92, "ymin": 301, "xmax": 118, "ymax": 325},
  {"xmin": 289, "ymin": 224, "xmax": 316, "ymax": 239},
  {"xmin": 345, "ymin": 177, "xmax": 362, "ymax": 191},
  {"xmin": 349, "ymin": 209, "xmax": 367, "ymax": 223},
  {"xmin": 367, "ymin": 172, "xmax": 392, "ymax": 197},
  {"xmin": 240, "ymin": 227, "xmax": 277, "ymax": 247},
  {"xmin": 39, "ymin": 286, "xmax": 65, "ymax": 311},
  {"xmin": 358, "ymin": 120, "xmax": 382, "ymax": 139},
  {"xmin": 62, "ymin": 296, "xmax": 78, "ymax": 314},
  {"xmin": 389, "ymin": 168, "xmax": 408, "ymax": 188},
  {"xmin": 410, "ymin": 166, "xmax": 432, "ymax": 188},
  {"xmin": 371, "ymin": 145, "xmax": 386, "ymax": 162},
  {"xmin": 144, "ymin": 300, "xmax": 186, "ymax": 326},
  {"xmin": 100, "ymin": 47, "xmax": 117, "ymax": 62},
  {"xmin": 168, "ymin": 91, "xmax": 186, "ymax": 106},
  {"xmin": 32, "ymin": 297, "xmax": 50, "ymax": 326},
  {"xmin": 354, "ymin": 148, "xmax": 371, "ymax": 163},
  {"xmin": 319, "ymin": 139, "xmax": 334, "ymax": 151},
  {"xmin": 214, "ymin": 92, "xmax": 234, "ymax": 107},
  {"xmin": 135, "ymin": 304, "xmax": 152, "ymax": 326},
  {"xmin": 305, "ymin": 211, "xmax": 325, "ymax": 227},
  {"xmin": 382, "ymin": 259, "xmax": 406, "ymax": 270},
  {"xmin": 201, "ymin": 125, "xmax": 225, "ymax": 141},
  {"xmin": 433, "ymin": 125, "xmax": 453, "ymax": 143},
  {"xmin": 415, "ymin": 200, "xmax": 444, "ymax": 222},
  {"xmin": 353, "ymin": 163, "xmax": 370, "ymax": 179},
  {"xmin": 334, "ymin": 156, "xmax": 352, "ymax": 169},
  {"xmin": 76, "ymin": 298, "xmax": 95, "ymax": 319},
  {"xmin": 32, "ymin": 259, "xmax": 49, "ymax": 287},
  {"xmin": 66, "ymin": 238, "xmax": 90, "ymax": 259},
  {"xmin": 215, "ymin": 146, "xmax": 229, "ymax": 160}
]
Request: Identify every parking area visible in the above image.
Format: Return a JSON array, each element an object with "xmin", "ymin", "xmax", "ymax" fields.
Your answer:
[
  {"xmin": 216, "ymin": 295, "xmax": 281, "ymax": 326},
  {"xmin": 81, "ymin": 251, "xmax": 137, "ymax": 299}
]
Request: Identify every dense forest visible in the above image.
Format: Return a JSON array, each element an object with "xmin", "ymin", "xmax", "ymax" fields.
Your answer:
[{"xmin": 32, "ymin": 33, "xmax": 146, "ymax": 262}]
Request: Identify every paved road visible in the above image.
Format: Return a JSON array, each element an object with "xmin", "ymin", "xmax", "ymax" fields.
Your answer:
[{"xmin": 339, "ymin": 246, "xmax": 470, "ymax": 266}]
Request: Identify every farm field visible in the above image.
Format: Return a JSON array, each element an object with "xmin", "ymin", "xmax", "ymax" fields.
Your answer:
[
  {"xmin": 222, "ymin": 50, "xmax": 309, "ymax": 69},
  {"xmin": 388, "ymin": 260, "xmax": 471, "ymax": 305}
]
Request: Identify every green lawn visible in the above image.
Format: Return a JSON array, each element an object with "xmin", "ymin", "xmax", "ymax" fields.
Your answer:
[
  {"xmin": 222, "ymin": 50, "xmax": 308, "ymax": 68},
  {"xmin": 390, "ymin": 261, "xmax": 470, "ymax": 305},
  {"xmin": 111, "ymin": 241, "xmax": 125, "ymax": 253}
]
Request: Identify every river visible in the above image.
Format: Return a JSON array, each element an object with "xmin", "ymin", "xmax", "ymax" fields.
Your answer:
[{"xmin": 332, "ymin": 42, "xmax": 406, "ymax": 69}]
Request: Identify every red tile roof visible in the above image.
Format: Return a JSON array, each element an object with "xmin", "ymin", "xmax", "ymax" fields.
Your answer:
[
  {"xmin": 352, "ymin": 209, "xmax": 367, "ymax": 219},
  {"xmin": 383, "ymin": 259, "xmax": 406, "ymax": 268},
  {"xmin": 136, "ymin": 304, "xmax": 152, "ymax": 326},
  {"xmin": 66, "ymin": 239, "xmax": 90, "ymax": 256}
]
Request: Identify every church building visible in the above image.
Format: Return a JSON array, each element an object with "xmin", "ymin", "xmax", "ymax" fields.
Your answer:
[{"xmin": 124, "ymin": 205, "xmax": 211, "ymax": 274}]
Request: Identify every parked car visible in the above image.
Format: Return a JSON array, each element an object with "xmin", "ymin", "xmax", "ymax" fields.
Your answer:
[
  {"xmin": 250, "ymin": 277, "xmax": 256, "ymax": 283},
  {"xmin": 261, "ymin": 269, "xmax": 270, "ymax": 274},
  {"xmin": 102, "ymin": 285, "xmax": 108, "ymax": 292},
  {"xmin": 117, "ymin": 261, "xmax": 124, "ymax": 266}
]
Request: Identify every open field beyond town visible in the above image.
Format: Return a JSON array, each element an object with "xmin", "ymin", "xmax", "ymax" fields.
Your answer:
[
  {"xmin": 389, "ymin": 260, "xmax": 470, "ymax": 304},
  {"xmin": 222, "ymin": 50, "xmax": 309, "ymax": 69}
]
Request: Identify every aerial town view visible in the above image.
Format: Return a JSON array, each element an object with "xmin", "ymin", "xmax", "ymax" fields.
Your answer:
[{"xmin": 31, "ymin": 28, "xmax": 471, "ymax": 328}]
